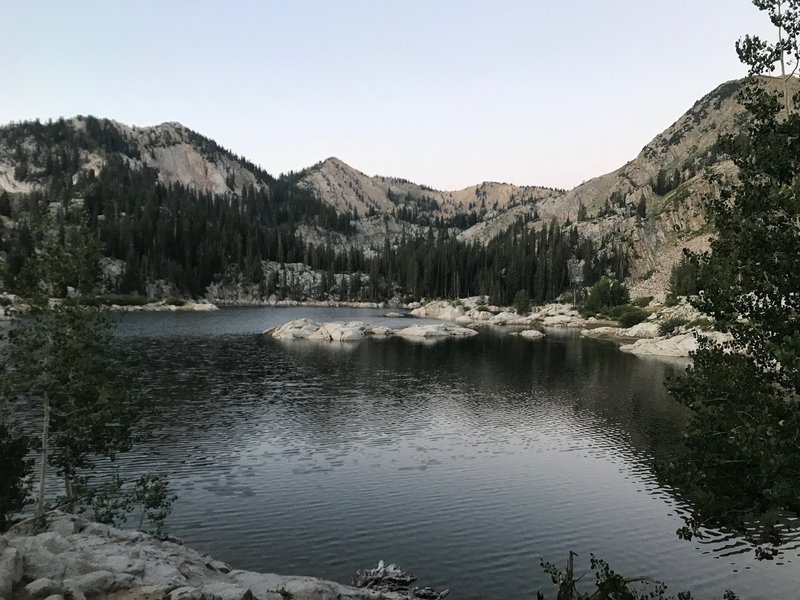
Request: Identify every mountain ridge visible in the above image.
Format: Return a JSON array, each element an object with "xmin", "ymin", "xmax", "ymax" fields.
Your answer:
[{"xmin": 1, "ymin": 76, "xmax": 791, "ymax": 302}]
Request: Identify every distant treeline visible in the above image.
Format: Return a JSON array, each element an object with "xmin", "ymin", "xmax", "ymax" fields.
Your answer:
[{"xmin": 0, "ymin": 118, "xmax": 628, "ymax": 303}]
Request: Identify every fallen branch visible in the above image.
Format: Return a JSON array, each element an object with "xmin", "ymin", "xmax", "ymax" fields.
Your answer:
[{"xmin": 352, "ymin": 561, "xmax": 450, "ymax": 599}]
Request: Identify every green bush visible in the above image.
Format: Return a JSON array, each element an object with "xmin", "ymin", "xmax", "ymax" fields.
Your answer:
[
  {"xmin": 582, "ymin": 277, "xmax": 629, "ymax": 314},
  {"xmin": 664, "ymin": 292, "xmax": 680, "ymax": 307},
  {"xmin": 633, "ymin": 295, "xmax": 653, "ymax": 307},
  {"xmin": 0, "ymin": 297, "xmax": 11, "ymax": 307},
  {"xmin": 613, "ymin": 305, "xmax": 649, "ymax": 328},
  {"xmin": 659, "ymin": 317, "xmax": 688, "ymax": 336},
  {"xmin": 164, "ymin": 297, "xmax": 186, "ymax": 307}
]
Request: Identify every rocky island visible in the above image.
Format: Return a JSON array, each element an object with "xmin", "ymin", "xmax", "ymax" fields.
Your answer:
[{"xmin": 264, "ymin": 319, "xmax": 478, "ymax": 341}]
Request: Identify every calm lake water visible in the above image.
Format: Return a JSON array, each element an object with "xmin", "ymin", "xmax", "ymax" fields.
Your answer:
[{"xmin": 52, "ymin": 308, "xmax": 800, "ymax": 598}]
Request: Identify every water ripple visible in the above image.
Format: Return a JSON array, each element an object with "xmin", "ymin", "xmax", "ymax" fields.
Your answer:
[{"xmin": 14, "ymin": 308, "xmax": 799, "ymax": 599}]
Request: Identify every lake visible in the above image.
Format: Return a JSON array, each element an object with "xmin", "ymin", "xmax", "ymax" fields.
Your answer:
[{"xmin": 59, "ymin": 307, "xmax": 800, "ymax": 598}]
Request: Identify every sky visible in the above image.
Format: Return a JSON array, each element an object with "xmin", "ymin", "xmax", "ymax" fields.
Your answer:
[{"xmin": 2, "ymin": 1, "xmax": 776, "ymax": 190}]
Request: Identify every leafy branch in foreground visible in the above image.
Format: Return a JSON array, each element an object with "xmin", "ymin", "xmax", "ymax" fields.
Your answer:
[
  {"xmin": 82, "ymin": 471, "xmax": 177, "ymax": 537},
  {"xmin": 535, "ymin": 552, "xmax": 738, "ymax": 600}
]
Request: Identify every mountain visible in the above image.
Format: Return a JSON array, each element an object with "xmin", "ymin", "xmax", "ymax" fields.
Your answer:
[
  {"xmin": 459, "ymin": 76, "xmax": 799, "ymax": 298},
  {"xmin": 292, "ymin": 157, "xmax": 563, "ymax": 253},
  {"xmin": 0, "ymin": 118, "xmax": 270, "ymax": 197},
  {"xmin": 0, "ymin": 77, "xmax": 785, "ymax": 304}
]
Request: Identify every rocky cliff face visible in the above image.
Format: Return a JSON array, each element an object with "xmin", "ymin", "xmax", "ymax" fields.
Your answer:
[
  {"xmin": 0, "ymin": 118, "xmax": 269, "ymax": 198},
  {"xmin": 457, "ymin": 77, "xmax": 800, "ymax": 299}
]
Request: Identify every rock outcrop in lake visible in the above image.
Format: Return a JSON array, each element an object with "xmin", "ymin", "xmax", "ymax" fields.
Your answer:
[
  {"xmin": 408, "ymin": 298, "xmax": 588, "ymax": 329},
  {"xmin": 0, "ymin": 512, "xmax": 443, "ymax": 600},
  {"xmin": 515, "ymin": 329, "xmax": 546, "ymax": 339},
  {"xmin": 264, "ymin": 319, "xmax": 478, "ymax": 341}
]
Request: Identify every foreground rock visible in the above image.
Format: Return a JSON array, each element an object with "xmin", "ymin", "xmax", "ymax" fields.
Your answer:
[
  {"xmin": 0, "ymin": 512, "xmax": 438, "ymax": 600},
  {"xmin": 265, "ymin": 319, "xmax": 477, "ymax": 341}
]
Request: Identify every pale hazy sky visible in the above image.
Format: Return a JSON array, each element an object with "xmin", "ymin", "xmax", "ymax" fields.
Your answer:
[{"xmin": 2, "ymin": 1, "xmax": 774, "ymax": 190}]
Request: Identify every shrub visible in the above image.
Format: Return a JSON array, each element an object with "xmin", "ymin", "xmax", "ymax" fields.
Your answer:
[
  {"xmin": 659, "ymin": 317, "xmax": 688, "ymax": 336},
  {"xmin": 583, "ymin": 277, "xmax": 629, "ymax": 314},
  {"xmin": 664, "ymin": 292, "xmax": 680, "ymax": 307},
  {"xmin": 633, "ymin": 295, "xmax": 653, "ymax": 307},
  {"xmin": 688, "ymin": 317, "xmax": 713, "ymax": 331},
  {"xmin": 164, "ymin": 297, "xmax": 185, "ymax": 307},
  {"xmin": 615, "ymin": 306, "xmax": 649, "ymax": 328}
]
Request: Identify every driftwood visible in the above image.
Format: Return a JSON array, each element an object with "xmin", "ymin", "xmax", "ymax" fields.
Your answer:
[{"xmin": 353, "ymin": 561, "xmax": 450, "ymax": 599}]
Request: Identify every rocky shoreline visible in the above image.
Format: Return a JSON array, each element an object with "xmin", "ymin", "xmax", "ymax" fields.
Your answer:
[
  {"xmin": 0, "ymin": 512, "xmax": 446, "ymax": 600},
  {"xmin": 256, "ymin": 295, "xmax": 728, "ymax": 358},
  {"xmin": 2, "ymin": 291, "xmax": 724, "ymax": 358},
  {"xmin": 402, "ymin": 297, "xmax": 726, "ymax": 359}
]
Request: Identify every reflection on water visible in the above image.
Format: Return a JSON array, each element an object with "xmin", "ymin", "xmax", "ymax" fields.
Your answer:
[{"xmin": 18, "ymin": 307, "xmax": 800, "ymax": 599}]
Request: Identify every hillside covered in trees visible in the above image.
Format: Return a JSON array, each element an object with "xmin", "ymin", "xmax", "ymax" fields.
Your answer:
[
  {"xmin": 4, "ymin": 73, "xmax": 779, "ymax": 306},
  {"xmin": 0, "ymin": 116, "xmax": 627, "ymax": 304}
]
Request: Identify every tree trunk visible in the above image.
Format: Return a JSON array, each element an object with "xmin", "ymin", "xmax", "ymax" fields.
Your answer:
[
  {"xmin": 778, "ymin": 2, "xmax": 793, "ymax": 116},
  {"xmin": 36, "ymin": 394, "xmax": 49, "ymax": 519},
  {"xmin": 63, "ymin": 471, "xmax": 73, "ymax": 512}
]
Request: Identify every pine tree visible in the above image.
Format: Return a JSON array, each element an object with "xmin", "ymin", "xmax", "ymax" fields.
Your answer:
[
  {"xmin": 1, "ymin": 210, "xmax": 148, "ymax": 519},
  {"xmin": 666, "ymin": 0, "xmax": 800, "ymax": 552}
]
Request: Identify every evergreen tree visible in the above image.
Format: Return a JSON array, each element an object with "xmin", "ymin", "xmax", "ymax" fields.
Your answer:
[
  {"xmin": 666, "ymin": 0, "xmax": 800, "ymax": 552},
  {"xmin": 0, "ymin": 418, "xmax": 34, "ymax": 531},
  {"xmin": 1, "ymin": 210, "xmax": 161, "ymax": 525},
  {"xmin": 636, "ymin": 197, "xmax": 647, "ymax": 220},
  {"xmin": 513, "ymin": 289, "xmax": 530, "ymax": 315}
]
